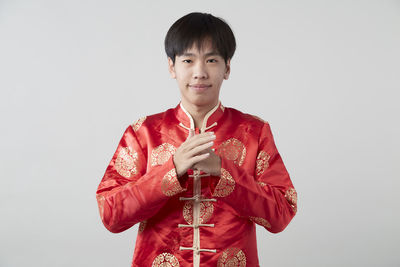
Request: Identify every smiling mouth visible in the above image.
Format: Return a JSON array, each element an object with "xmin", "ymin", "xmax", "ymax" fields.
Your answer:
[
  {"xmin": 189, "ymin": 84, "xmax": 211, "ymax": 88},
  {"xmin": 189, "ymin": 84, "xmax": 211, "ymax": 91},
  {"xmin": 189, "ymin": 84, "xmax": 211, "ymax": 93}
]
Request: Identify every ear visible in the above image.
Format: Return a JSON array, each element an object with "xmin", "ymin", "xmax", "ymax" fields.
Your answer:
[
  {"xmin": 224, "ymin": 58, "xmax": 231, "ymax": 80},
  {"xmin": 168, "ymin": 57, "xmax": 176, "ymax": 79}
]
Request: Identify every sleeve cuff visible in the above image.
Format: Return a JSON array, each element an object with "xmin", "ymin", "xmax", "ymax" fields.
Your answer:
[
  {"xmin": 211, "ymin": 156, "xmax": 236, "ymax": 198},
  {"xmin": 160, "ymin": 156, "xmax": 188, "ymax": 196}
]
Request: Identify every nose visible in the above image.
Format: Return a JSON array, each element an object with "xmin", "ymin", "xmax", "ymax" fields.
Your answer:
[{"xmin": 193, "ymin": 61, "xmax": 208, "ymax": 79}]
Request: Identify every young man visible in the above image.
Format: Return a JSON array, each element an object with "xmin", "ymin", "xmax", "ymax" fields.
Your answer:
[{"xmin": 96, "ymin": 12, "xmax": 297, "ymax": 267}]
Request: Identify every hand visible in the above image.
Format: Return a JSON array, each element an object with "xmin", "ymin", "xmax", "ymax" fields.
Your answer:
[
  {"xmin": 192, "ymin": 147, "xmax": 221, "ymax": 176},
  {"xmin": 173, "ymin": 129, "xmax": 216, "ymax": 177}
]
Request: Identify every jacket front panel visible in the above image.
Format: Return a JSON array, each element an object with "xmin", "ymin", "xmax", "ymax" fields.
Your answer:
[{"xmin": 96, "ymin": 101, "xmax": 297, "ymax": 267}]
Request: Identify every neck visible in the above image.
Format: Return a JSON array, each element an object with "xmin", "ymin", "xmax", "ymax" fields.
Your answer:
[{"xmin": 181, "ymin": 100, "xmax": 219, "ymax": 129}]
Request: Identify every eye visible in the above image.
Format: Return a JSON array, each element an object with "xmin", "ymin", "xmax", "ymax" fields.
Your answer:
[
  {"xmin": 182, "ymin": 59, "xmax": 192, "ymax": 63},
  {"xmin": 207, "ymin": 59, "xmax": 217, "ymax": 63}
]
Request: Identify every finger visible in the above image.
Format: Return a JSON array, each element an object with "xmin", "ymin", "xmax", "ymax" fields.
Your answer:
[
  {"xmin": 187, "ymin": 129, "xmax": 195, "ymax": 140},
  {"xmin": 185, "ymin": 133, "xmax": 216, "ymax": 150},
  {"xmin": 181, "ymin": 131, "xmax": 214, "ymax": 153},
  {"xmin": 188, "ymin": 141, "xmax": 214, "ymax": 157},
  {"xmin": 190, "ymin": 152, "xmax": 210, "ymax": 165},
  {"xmin": 190, "ymin": 131, "xmax": 214, "ymax": 140},
  {"xmin": 202, "ymin": 147, "xmax": 215, "ymax": 154},
  {"xmin": 181, "ymin": 129, "xmax": 195, "ymax": 148}
]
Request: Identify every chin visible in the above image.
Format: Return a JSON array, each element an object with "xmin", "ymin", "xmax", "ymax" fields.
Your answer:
[
  {"xmin": 192, "ymin": 98, "xmax": 218, "ymax": 108},
  {"xmin": 181, "ymin": 91, "xmax": 219, "ymax": 108}
]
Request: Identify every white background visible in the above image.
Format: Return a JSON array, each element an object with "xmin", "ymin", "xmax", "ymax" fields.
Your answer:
[{"xmin": 1, "ymin": 0, "xmax": 399, "ymax": 266}]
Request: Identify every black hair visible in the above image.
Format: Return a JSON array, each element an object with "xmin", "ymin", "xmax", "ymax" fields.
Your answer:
[{"xmin": 164, "ymin": 12, "xmax": 236, "ymax": 65}]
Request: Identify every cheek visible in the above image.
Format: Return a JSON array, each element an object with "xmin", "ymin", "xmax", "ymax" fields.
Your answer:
[
  {"xmin": 214, "ymin": 71, "xmax": 226, "ymax": 82},
  {"xmin": 213, "ymin": 66, "xmax": 226, "ymax": 77},
  {"xmin": 175, "ymin": 69, "xmax": 190, "ymax": 81},
  {"xmin": 177, "ymin": 76, "xmax": 188, "ymax": 86}
]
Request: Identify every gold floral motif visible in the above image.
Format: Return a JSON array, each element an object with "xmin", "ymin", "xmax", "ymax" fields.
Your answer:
[
  {"xmin": 183, "ymin": 201, "xmax": 214, "ymax": 224},
  {"xmin": 256, "ymin": 181, "xmax": 267, "ymax": 187},
  {"xmin": 151, "ymin": 143, "xmax": 177, "ymax": 166},
  {"xmin": 138, "ymin": 220, "xmax": 147, "ymax": 234},
  {"xmin": 217, "ymin": 247, "xmax": 246, "ymax": 267},
  {"xmin": 213, "ymin": 168, "xmax": 235, "ymax": 197},
  {"xmin": 131, "ymin": 116, "xmax": 146, "ymax": 132},
  {"xmin": 285, "ymin": 187, "xmax": 298, "ymax": 213},
  {"xmin": 161, "ymin": 169, "xmax": 185, "ymax": 197},
  {"xmin": 152, "ymin": 252, "xmax": 179, "ymax": 267},
  {"xmin": 115, "ymin": 147, "xmax": 139, "ymax": 178},
  {"xmin": 255, "ymin": 150, "xmax": 270, "ymax": 177},
  {"xmin": 249, "ymin": 216, "xmax": 271, "ymax": 229},
  {"xmin": 217, "ymin": 138, "xmax": 246, "ymax": 166}
]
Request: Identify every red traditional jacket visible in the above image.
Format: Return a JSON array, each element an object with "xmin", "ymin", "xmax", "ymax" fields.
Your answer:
[{"xmin": 96, "ymin": 101, "xmax": 297, "ymax": 267}]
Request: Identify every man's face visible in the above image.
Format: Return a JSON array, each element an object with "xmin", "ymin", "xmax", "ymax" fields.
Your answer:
[{"xmin": 168, "ymin": 39, "xmax": 231, "ymax": 110}]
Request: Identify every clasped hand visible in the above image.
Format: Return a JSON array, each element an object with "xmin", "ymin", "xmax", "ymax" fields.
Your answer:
[{"xmin": 173, "ymin": 129, "xmax": 221, "ymax": 177}]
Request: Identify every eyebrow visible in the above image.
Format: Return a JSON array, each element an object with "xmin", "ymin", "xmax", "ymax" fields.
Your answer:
[{"xmin": 181, "ymin": 51, "xmax": 220, "ymax": 57}]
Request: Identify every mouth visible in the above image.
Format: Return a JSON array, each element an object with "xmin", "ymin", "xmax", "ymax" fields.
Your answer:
[{"xmin": 189, "ymin": 84, "xmax": 212, "ymax": 92}]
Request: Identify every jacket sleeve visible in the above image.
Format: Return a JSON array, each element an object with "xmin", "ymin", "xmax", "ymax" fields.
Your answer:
[
  {"xmin": 96, "ymin": 125, "xmax": 187, "ymax": 233},
  {"xmin": 213, "ymin": 122, "xmax": 297, "ymax": 233}
]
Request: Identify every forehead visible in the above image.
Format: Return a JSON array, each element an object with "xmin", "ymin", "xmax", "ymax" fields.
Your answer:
[{"xmin": 180, "ymin": 38, "xmax": 221, "ymax": 57}]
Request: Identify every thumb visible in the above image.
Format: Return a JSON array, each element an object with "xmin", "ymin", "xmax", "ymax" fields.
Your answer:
[{"xmin": 187, "ymin": 129, "xmax": 194, "ymax": 140}]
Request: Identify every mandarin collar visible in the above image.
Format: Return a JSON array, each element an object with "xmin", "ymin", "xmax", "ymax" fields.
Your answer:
[{"xmin": 174, "ymin": 100, "xmax": 225, "ymax": 132}]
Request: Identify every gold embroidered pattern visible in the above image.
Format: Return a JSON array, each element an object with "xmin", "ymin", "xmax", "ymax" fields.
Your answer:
[
  {"xmin": 217, "ymin": 138, "xmax": 246, "ymax": 166},
  {"xmin": 217, "ymin": 247, "xmax": 246, "ymax": 267},
  {"xmin": 249, "ymin": 216, "xmax": 271, "ymax": 229},
  {"xmin": 183, "ymin": 201, "xmax": 214, "ymax": 224},
  {"xmin": 220, "ymin": 104, "xmax": 225, "ymax": 112},
  {"xmin": 213, "ymin": 168, "xmax": 235, "ymax": 197},
  {"xmin": 115, "ymin": 147, "xmax": 139, "ymax": 178},
  {"xmin": 285, "ymin": 187, "xmax": 298, "ymax": 213},
  {"xmin": 257, "ymin": 181, "xmax": 267, "ymax": 187},
  {"xmin": 161, "ymin": 169, "xmax": 184, "ymax": 196},
  {"xmin": 138, "ymin": 220, "xmax": 147, "ymax": 234},
  {"xmin": 256, "ymin": 150, "xmax": 270, "ymax": 176},
  {"xmin": 152, "ymin": 252, "xmax": 179, "ymax": 267},
  {"xmin": 131, "ymin": 116, "xmax": 146, "ymax": 131},
  {"xmin": 151, "ymin": 143, "xmax": 177, "ymax": 166}
]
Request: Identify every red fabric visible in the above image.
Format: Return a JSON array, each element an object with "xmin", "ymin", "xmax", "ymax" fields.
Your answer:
[{"xmin": 96, "ymin": 102, "xmax": 297, "ymax": 267}]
